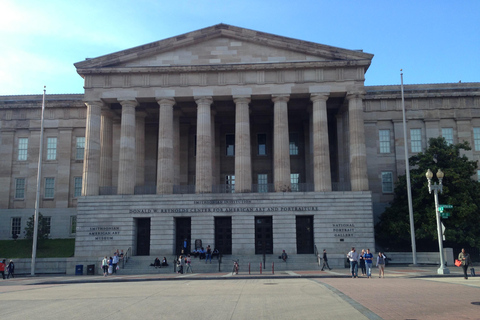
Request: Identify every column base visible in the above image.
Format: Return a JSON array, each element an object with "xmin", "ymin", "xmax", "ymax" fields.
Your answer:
[{"xmin": 437, "ymin": 267, "xmax": 450, "ymax": 275}]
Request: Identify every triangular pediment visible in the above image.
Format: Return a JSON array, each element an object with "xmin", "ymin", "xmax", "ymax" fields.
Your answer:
[{"xmin": 75, "ymin": 24, "xmax": 373, "ymax": 71}]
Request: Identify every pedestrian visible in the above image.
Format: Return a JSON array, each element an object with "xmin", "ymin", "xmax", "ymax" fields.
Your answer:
[
  {"xmin": 321, "ymin": 249, "xmax": 332, "ymax": 271},
  {"xmin": 108, "ymin": 256, "xmax": 113, "ymax": 275},
  {"xmin": 7, "ymin": 260, "xmax": 15, "ymax": 279},
  {"xmin": 101, "ymin": 256, "xmax": 109, "ymax": 277},
  {"xmin": 376, "ymin": 252, "xmax": 386, "ymax": 278},
  {"xmin": 0, "ymin": 259, "xmax": 5, "ymax": 279},
  {"xmin": 185, "ymin": 254, "xmax": 193, "ymax": 273},
  {"xmin": 458, "ymin": 248, "xmax": 472, "ymax": 279},
  {"xmin": 205, "ymin": 245, "xmax": 212, "ymax": 263},
  {"xmin": 359, "ymin": 249, "xmax": 366, "ymax": 276},
  {"xmin": 364, "ymin": 249, "xmax": 373, "ymax": 278},
  {"xmin": 347, "ymin": 247, "xmax": 359, "ymax": 278},
  {"xmin": 112, "ymin": 252, "xmax": 119, "ymax": 274}
]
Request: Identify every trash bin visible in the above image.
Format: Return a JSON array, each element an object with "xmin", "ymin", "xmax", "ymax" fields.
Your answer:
[
  {"xmin": 75, "ymin": 264, "xmax": 83, "ymax": 275},
  {"xmin": 87, "ymin": 264, "xmax": 95, "ymax": 275}
]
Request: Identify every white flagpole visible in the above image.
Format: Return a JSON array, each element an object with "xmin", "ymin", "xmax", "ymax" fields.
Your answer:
[
  {"xmin": 31, "ymin": 86, "xmax": 46, "ymax": 276},
  {"xmin": 401, "ymin": 71, "xmax": 418, "ymax": 266}
]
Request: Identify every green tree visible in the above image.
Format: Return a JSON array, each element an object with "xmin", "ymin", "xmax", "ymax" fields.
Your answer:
[
  {"xmin": 375, "ymin": 137, "xmax": 480, "ymax": 250},
  {"xmin": 24, "ymin": 212, "xmax": 50, "ymax": 240}
]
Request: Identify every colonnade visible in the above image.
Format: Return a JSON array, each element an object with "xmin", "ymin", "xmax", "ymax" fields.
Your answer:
[{"xmin": 82, "ymin": 93, "xmax": 369, "ymax": 196}]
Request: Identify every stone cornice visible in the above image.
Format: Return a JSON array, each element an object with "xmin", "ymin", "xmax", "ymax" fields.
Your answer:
[{"xmin": 365, "ymin": 83, "xmax": 480, "ymax": 100}]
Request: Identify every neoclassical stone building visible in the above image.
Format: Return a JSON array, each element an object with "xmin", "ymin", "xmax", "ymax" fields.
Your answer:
[{"xmin": 1, "ymin": 25, "xmax": 479, "ymax": 260}]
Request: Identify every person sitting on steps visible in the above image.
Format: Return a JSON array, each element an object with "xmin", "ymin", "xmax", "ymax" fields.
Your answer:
[{"xmin": 280, "ymin": 250, "xmax": 288, "ymax": 262}]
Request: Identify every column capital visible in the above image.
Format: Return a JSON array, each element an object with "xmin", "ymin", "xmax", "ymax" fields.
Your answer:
[
  {"xmin": 233, "ymin": 96, "xmax": 251, "ymax": 104},
  {"xmin": 118, "ymin": 99, "xmax": 138, "ymax": 108},
  {"xmin": 310, "ymin": 94, "xmax": 329, "ymax": 102},
  {"xmin": 156, "ymin": 97, "xmax": 176, "ymax": 106},
  {"xmin": 345, "ymin": 91, "xmax": 366, "ymax": 100},
  {"xmin": 194, "ymin": 96, "xmax": 213, "ymax": 105},
  {"xmin": 83, "ymin": 100, "xmax": 104, "ymax": 108},
  {"xmin": 272, "ymin": 95, "xmax": 290, "ymax": 103}
]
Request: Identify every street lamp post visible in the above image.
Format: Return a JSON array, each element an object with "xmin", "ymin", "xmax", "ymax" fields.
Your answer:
[{"xmin": 426, "ymin": 168, "xmax": 450, "ymax": 274}]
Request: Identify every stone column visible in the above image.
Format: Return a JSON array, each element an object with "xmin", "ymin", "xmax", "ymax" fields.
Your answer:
[
  {"xmin": 99, "ymin": 109, "xmax": 113, "ymax": 188},
  {"xmin": 272, "ymin": 95, "xmax": 291, "ymax": 192},
  {"xmin": 173, "ymin": 110, "xmax": 181, "ymax": 186},
  {"xmin": 117, "ymin": 100, "xmax": 137, "ymax": 195},
  {"xmin": 135, "ymin": 111, "xmax": 147, "ymax": 187},
  {"xmin": 211, "ymin": 109, "xmax": 217, "ymax": 186},
  {"xmin": 82, "ymin": 101, "xmax": 103, "ymax": 196},
  {"xmin": 311, "ymin": 94, "xmax": 332, "ymax": 191},
  {"xmin": 156, "ymin": 98, "xmax": 175, "ymax": 194},
  {"xmin": 179, "ymin": 123, "xmax": 189, "ymax": 185},
  {"xmin": 195, "ymin": 96, "xmax": 213, "ymax": 193},
  {"xmin": 347, "ymin": 92, "xmax": 369, "ymax": 191},
  {"xmin": 234, "ymin": 96, "xmax": 252, "ymax": 192}
]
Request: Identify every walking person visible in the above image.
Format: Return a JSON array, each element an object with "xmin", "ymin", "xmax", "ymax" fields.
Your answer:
[
  {"xmin": 364, "ymin": 249, "xmax": 373, "ymax": 278},
  {"xmin": 347, "ymin": 247, "xmax": 359, "ymax": 278},
  {"xmin": 458, "ymin": 248, "xmax": 472, "ymax": 279},
  {"xmin": 359, "ymin": 249, "xmax": 366, "ymax": 276},
  {"xmin": 112, "ymin": 252, "xmax": 119, "ymax": 274},
  {"xmin": 376, "ymin": 252, "xmax": 386, "ymax": 278},
  {"xmin": 0, "ymin": 259, "xmax": 6, "ymax": 279},
  {"xmin": 6, "ymin": 260, "xmax": 15, "ymax": 279},
  {"xmin": 185, "ymin": 254, "xmax": 193, "ymax": 273},
  {"xmin": 321, "ymin": 249, "xmax": 332, "ymax": 271},
  {"xmin": 101, "ymin": 256, "xmax": 109, "ymax": 277}
]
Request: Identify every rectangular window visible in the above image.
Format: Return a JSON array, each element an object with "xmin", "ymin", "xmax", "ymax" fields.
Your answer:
[
  {"xmin": 225, "ymin": 175, "xmax": 235, "ymax": 193},
  {"xmin": 44, "ymin": 216, "xmax": 51, "ymax": 236},
  {"xmin": 15, "ymin": 178, "xmax": 26, "ymax": 199},
  {"xmin": 70, "ymin": 216, "xmax": 77, "ymax": 234},
  {"xmin": 474, "ymin": 128, "xmax": 480, "ymax": 151},
  {"xmin": 76, "ymin": 137, "xmax": 85, "ymax": 160},
  {"xmin": 47, "ymin": 137, "xmax": 57, "ymax": 160},
  {"xmin": 226, "ymin": 134, "xmax": 235, "ymax": 156},
  {"xmin": 257, "ymin": 133, "xmax": 266, "ymax": 156},
  {"xmin": 379, "ymin": 129, "xmax": 390, "ymax": 153},
  {"xmin": 74, "ymin": 177, "xmax": 82, "ymax": 198},
  {"xmin": 477, "ymin": 170, "xmax": 480, "ymax": 182},
  {"xmin": 410, "ymin": 129, "xmax": 422, "ymax": 153},
  {"xmin": 18, "ymin": 138, "xmax": 28, "ymax": 161},
  {"xmin": 44, "ymin": 177, "xmax": 55, "ymax": 198},
  {"xmin": 11, "ymin": 217, "xmax": 21, "ymax": 236},
  {"xmin": 442, "ymin": 128, "xmax": 453, "ymax": 145},
  {"xmin": 258, "ymin": 174, "xmax": 268, "ymax": 193},
  {"xmin": 381, "ymin": 172, "xmax": 394, "ymax": 193},
  {"xmin": 289, "ymin": 133, "xmax": 299, "ymax": 155},
  {"xmin": 291, "ymin": 173, "xmax": 299, "ymax": 192}
]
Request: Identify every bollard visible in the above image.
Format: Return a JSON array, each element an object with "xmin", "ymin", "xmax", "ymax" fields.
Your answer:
[
  {"xmin": 272, "ymin": 262, "xmax": 274, "ymax": 274},
  {"xmin": 260, "ymin": 262, "xmax": 262, "ymax": 274}
]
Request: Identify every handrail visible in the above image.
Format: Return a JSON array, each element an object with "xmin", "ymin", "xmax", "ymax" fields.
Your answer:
[{"xmin": 121, "ymin": 247, "xmax": 131, "ymax": 268}]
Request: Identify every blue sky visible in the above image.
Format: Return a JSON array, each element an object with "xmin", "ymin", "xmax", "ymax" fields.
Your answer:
[{"xmin": 1, "ymin": 0, "xmax": 478, "ymax": 95}]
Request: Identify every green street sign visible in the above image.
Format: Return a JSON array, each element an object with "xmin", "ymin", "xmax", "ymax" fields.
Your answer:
[{"xmin": 439, "ymin": 204, "xmax": 454, "ymax": 209}]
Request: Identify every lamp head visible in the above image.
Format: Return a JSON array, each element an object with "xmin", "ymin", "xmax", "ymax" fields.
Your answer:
[
  {"xmin": 426, "ymin": 169, "xmax": 433, "ymax": 180},
  {"xmin": 436, "ymin": 169, "xmax": 444, "ymax": 179}
]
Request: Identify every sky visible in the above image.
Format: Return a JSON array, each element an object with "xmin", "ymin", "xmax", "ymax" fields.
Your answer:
[{"xmin": 1, "ymin": 0, "xmax": 479, "ymax": 96}]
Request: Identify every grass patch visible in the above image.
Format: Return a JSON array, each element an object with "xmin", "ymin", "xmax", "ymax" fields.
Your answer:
[{"xmin": 0, "ymin": 239, "xmax": 75, "ymax": 259}]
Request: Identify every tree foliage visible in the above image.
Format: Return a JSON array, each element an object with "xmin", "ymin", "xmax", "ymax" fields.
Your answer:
[
  {"xmin": 24, "ymin": 212, "xmax": 50, "ymax": 240},
  {"xmin": 375, "ymin": 137, "xmax": 480, "ymax": 250}
]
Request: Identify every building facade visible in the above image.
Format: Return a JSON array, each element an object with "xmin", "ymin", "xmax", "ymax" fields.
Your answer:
[{"xmin": 1, "ymin": 25, "xmax": 479, "ymax": 259}]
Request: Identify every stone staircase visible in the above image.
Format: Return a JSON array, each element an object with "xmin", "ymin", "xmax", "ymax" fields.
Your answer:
[{"xmin": 118, "ymin": 254, "xmax": 323, "ymax": 275}]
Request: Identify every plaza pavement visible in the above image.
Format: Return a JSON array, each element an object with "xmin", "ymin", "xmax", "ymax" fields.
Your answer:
[{"xmin": 0, "ymin": 265, "xmax": 479, "ymax": 320}]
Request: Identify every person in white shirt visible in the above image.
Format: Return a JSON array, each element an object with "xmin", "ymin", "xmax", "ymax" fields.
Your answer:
[{"xmin": 347, "ymin": 247, "xmax": 359, "ymax": 278}]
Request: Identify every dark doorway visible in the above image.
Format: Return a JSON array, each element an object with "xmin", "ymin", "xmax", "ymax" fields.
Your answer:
[
  {"xmin": 136, "ymin": 218, "xmax": 151, "ymax": 256},
  {"xmin": 175, "ymin": 217, "xmax": 191, "ymax": 255},
  {"xmin": 255, "ymin": 216, "xmax": 273, "ymax": 254},
  {"xmin": 296, "ymin": 215, "xmax": 314, "ymax": 254},
  {"xmin": 215, "ymin": 217, "xmax": 232, "ymax": 254}
]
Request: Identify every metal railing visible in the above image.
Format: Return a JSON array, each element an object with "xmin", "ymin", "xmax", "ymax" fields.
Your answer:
[
  {"xmin": 121, "ymin": 247, "xmax": 131, "ymax": 268},
  {"xmin": 98, "ymin": 182, "xmax": 351, "ymax": 195}
]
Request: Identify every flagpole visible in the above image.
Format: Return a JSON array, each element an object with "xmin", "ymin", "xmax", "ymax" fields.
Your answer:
[
  {"xmin": 31, "ymin": 86, "xmax": 46, "ymax": 276},
  {"xmin": 401, "ymin": 71, "xmax": 418, "ymax": 266}
]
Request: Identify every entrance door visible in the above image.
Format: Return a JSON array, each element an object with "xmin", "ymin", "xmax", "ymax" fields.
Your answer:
[
  {"xmin": 255, "ymin": 216, "xmax": 273, "ymax": 254},
  {"xmin": 175, "ymin": 217, "xmax": 191, "ymax": 255},
  {"xmin": 215, "ymin": 217, "xmax": 232, "ymax": 254},
  {"xmin": 136, "ymin": 218, "xmax": 151, "ymax": 256},
  {"xmin": 296, "ymin": 215, "xmax": 314, "ymax": 254}
]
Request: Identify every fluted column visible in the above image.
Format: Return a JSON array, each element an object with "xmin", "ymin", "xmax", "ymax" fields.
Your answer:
[
  {"xmin": 156, "ymin": 98, "xmax": 175, "ymax": 194},
  {"xmin": 82, "ymin": 101, "xmax": 103, "ymax": 196},
  {"xmin": 135, "ymin": 111, "xmax": 147, "ymax": 187},
  {"xmin": 311, "ymin": 94, "xmax": 332, "ymax": 191},
  {"xmin": 99, "ymin": 109, "xmax": 114, "ymax": 188},
  {"xmin": 234, "ymin": 96, "xmax": 252, "ymax": 192},
  {"xmin": 211, "ymin": 109, "xmax": 217, "ymax": 186},
  {"xmin": 173, "ymin": 110, "xmax": 181, "ymax": 186},
  {"xmin": 272, "ymin": 95, "xmax": 291, "ymax": 192},
  {"xmin": 195, "ymin": 96, "xmax": 213, "ymax": 193},
  {"xmin": 347, "ymin": 92, "xmax": 369, "ymax": 191},
  {"xmin": 117, "ymin": 100, "xmax": 137, "ymax": 195}
]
